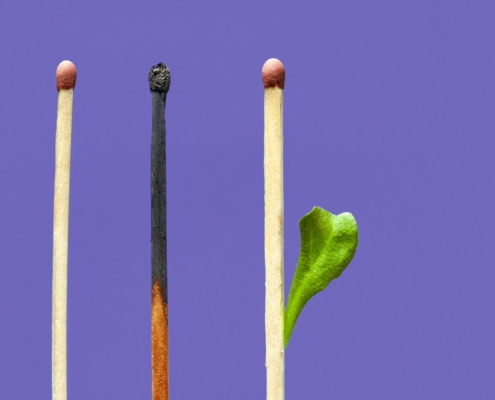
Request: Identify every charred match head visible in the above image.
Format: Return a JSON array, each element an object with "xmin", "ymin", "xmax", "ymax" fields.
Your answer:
[
  {"xmin": 56, "ymin": 60, "xmax": 77, "ymax": 91},
  {"xmin": 149, "ymin": 62, "xmax": 171, "ymax": 93},
  {"xmin": 262, "ymin": 58, "xmax": 285, "ymax": 89}
]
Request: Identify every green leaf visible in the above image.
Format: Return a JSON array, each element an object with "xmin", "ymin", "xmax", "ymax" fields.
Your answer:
[{"xmin": 284, "ymin": 206, "xmax": 358, "ymax": 347}]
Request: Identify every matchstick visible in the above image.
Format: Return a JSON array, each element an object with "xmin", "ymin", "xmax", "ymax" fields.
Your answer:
[
  {"xmin": 149, "ymin": 62, "xmax": 171, "ymax": 400},
  {"xmin": 263, "ymin": 58, "xmax": 286, "ymax": 400},
  {"xmin": 52, "ymin": 60, "xmax": 76, "ymax": 400}
]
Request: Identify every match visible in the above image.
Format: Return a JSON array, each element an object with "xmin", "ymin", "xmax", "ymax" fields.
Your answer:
[
  {"xmin": 52, "ymin": 60, "xmax": 76, "ymax": 400},
  {"xmin": 263, "ymin": 58, "xmax": 286, "ymax": 400},
  {"xmin": 149, "ymin": 62, "xmax": 171, "ymax": 400}
]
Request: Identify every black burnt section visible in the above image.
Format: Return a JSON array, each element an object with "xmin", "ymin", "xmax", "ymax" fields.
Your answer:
[
  {"xmin": 150, "ymin": 63, "xmax": 170, "ymax": 301},
  {"xmin": 149, "ymin": 62, "xmax": 171, "ymax": 93}
]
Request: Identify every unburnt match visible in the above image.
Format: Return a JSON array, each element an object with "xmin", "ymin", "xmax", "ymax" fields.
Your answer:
[
  {"xmin": 52, "ymin": 60, "xmax": 76, "ymax": 400},
  {"xmin": 263, "ymin": 58, "xmax": 286, "ymax": 400},
  {"xmin": 149, "ymin": 62, "xmax": 171, "ymax": 400}
]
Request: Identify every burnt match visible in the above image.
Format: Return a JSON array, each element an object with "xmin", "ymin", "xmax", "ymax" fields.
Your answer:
[
  {"xmin": 52, "ymin": 60, "xmax": 77, "ymax": 400},
  {"xmin": 149, "ymin": 62, "xmax": 171, "ymax": 400}
]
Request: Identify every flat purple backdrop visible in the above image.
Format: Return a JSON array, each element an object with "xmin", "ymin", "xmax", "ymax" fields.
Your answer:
[{"xmin": 1, "ymin": 1, "xmax": 494, "ymax": 398}]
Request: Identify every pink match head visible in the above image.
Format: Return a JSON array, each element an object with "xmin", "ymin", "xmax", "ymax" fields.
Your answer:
[
  {"xmin": 56, "ymin": 60, "xmax": 77, "ymax": 91},
  {"xmin": 262, "ymin": 58, "xmax": 285, "ymax": 89}
]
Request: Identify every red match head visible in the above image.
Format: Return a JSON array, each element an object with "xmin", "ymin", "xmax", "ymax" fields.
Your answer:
[
  {"xmin": 262, "ymin": 58, "xmax": 285, "ymax": 89},
  {"xmin": 56, "ymin": 61, "xmax": 77, "ymax": 91}
]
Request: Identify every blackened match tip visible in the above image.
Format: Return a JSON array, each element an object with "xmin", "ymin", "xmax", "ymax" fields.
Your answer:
[
  {"xmin": 56, "ymin": 60, "xmax": 77, "ymax": 91},
  {"xmin": 262, "ymin": 58, "xmax": 285, "ymax": 89},
  {"xmin": 149, "ymin": 62, "xmax": 171, "ymax": 93}
]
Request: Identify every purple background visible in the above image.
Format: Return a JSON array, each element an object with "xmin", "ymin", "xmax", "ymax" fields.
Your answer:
[{"xmin": 1, "ymin": 1, "xmax": 494, "ymax": 398}]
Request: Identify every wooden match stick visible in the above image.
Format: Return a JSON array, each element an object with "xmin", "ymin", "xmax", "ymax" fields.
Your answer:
[
  {"xmin": 149, "ymin": 62, "xmax": 171, "ymax": 400},
  {"xmin": 52, "ymin": 60, "xmax": 76, "ymax": 400},
  {"xmin": 263, "ymin": 58, "xmax": 286, "ymax": 400}
]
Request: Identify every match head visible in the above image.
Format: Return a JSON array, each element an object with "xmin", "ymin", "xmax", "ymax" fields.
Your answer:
[
  {"xmin": 149, "ymin": 62, "xmax": 171, "ymax": 93},
  {"xmin": 56, "ymin": 61, "xmax": 77, "ymax": 91},
  {"xmin": 262, "ymin": 58, "xmax": 285, "ymax": 89}
]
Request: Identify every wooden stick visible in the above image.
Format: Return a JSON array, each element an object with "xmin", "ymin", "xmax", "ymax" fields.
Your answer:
[
  {"xmin": 52, "ymin": 60, "xmax": 76, "ymax": 400},
  {"xmin": 149, "ymin": 62, "xmax": 171, "ymax": 400},
  {"xmin": 263, "ymin": 58, "xmax": 286, "ymax": 400}
]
